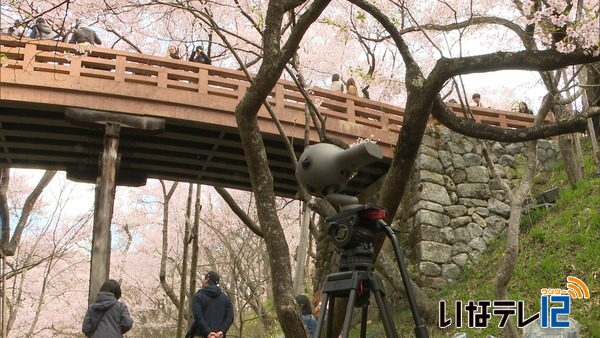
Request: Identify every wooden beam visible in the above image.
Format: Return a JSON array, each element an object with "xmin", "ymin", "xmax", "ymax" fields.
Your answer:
[{"xmin": 88, "ymin": 122, "xmax": 120, "ymax": 303}]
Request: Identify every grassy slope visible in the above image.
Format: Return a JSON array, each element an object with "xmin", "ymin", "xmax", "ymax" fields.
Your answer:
[{"xmin": 376, "ymin": 147, "xmax": 600, "ymax": 338}]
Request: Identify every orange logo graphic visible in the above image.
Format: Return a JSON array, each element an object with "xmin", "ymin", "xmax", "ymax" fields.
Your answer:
[{"xmin": 565, "ymin": 276, "xmax": 590, "ymax": 299}]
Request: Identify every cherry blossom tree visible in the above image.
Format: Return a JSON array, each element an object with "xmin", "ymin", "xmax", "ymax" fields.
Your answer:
[
  {"xmin": 0, "ymin": 171, "xmax": 93, "ymax": 337},
  {"xmin": 3, "ymin": 0, "xmax": 600, "ymax": 336}
]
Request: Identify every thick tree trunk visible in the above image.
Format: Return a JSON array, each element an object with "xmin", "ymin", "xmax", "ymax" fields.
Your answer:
[{"xmin": 236, "ymin": 111, "xmax": 308, "ymax": 337}]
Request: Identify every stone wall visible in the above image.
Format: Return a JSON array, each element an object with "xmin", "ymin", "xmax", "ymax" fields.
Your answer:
[{"xmin": 397, "ymin": 125, "xmax": 561, "ymax": 293}]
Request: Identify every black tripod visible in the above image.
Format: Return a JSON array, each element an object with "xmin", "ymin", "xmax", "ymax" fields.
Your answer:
[{"xmin": 314, "ymin": 204, "xmax": 429, "ymax": 338}]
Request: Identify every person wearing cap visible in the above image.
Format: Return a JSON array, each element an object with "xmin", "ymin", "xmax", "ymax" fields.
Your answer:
[
  {"xmin": 190, "ymin": 271, "xmax": 233, "ymax": 338},
  {"xmin": 189, "ymin": 45, "xmax": 211, "ymax": 65}
]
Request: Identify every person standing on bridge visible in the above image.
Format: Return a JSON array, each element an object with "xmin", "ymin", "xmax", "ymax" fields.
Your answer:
[
  {"xmin": 346, "ymin": 77, "xmax": 358, "ymax": 96},
  {"xmin": 69, "ymin": 18, "xmax": 102, "ymax": 46},
  {"xmin": 189, "ymin": 45, "xmax": 211, "ymax": 65},
  {"xmin": 471, "ymin": 93, "xmax": 489, "ymax": 108},
  {"xmin": 166, "ymin": 45, "xmax": 182, "ymax": 59},
  {"xmin": 330, "ymin": 73, "xmax": 344, "ymax": 92},
  {"xmin": 7, "ymin": 19, "xmax": 25, "ymax": 38},
  {"xmin": 29, "ymin": 17, "xmax": 55, "ymax": 40},
  {"xmin": 518, "ymin": 101, "xmax": 533, "ymax": 114}
]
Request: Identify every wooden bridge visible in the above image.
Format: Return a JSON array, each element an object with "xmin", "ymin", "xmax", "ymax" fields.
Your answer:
[{"xmin": 0, "ymin": 36, "xmax": 548, "ymax": 198}]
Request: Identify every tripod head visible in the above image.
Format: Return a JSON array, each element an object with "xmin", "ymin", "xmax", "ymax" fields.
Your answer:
[{"xmin": 326, "ymin": 204, "xmax": 387, "ymax": 271}]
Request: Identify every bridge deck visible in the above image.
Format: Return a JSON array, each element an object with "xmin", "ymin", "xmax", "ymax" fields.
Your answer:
[{"xmin": 0, "ymin": 36, "xmax": 549, "ymax": 198}]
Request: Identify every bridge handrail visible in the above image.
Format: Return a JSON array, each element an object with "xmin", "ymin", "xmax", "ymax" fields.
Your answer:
[{"xmin": 0, "ymin": 35, "xmax": 552, "ymax": 133}]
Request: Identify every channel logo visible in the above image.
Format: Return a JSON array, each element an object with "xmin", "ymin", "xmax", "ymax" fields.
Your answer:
[
  {"xmin": 439, "ymin": 276, "xmax": 591, "ymax": 329},
  {"xmin": 565, "ymin": 276, "xmax": 590, "ymax": 299},
  {"xmin": 540, "ymin": 276, "xmax": 590, "ymax": 328}
]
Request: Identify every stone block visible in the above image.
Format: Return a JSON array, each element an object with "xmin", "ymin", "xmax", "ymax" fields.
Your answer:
[
  {"xmin": 458, "ymin": 198, "xmax": 488, "ymax": 207},
  {"xmin": 416, "ymin": 225, "xmax": 446, "ymax": 242},
  {"xmin": 488, "ymin": 198, "xmax": 511, "ymax": 218},
  {"xmin": 450, "ymin": 216, "xmax": 471, "ymax": 229},
  {"xmin": 414, "ymin": 209, "xmax": 450, "ymax": 228},
  {"xmin": 467, "ymin": 223, "xmax": 483, "ymax": 238},
  {"xmin": 415, "ymin": 241, "xmax": 452, "ymax": 263},
  {"xmin": 452, "ymin": 253, "xmax": 470, "ymax": 267},
  {"xmin": 463, "ymin": 153, "xmax": 482, "ymax": 166},
  {"xmin": 468, "ymin": 237, "xmax": 487, "ymax": 252},
  {"xmin": 466, "ymin": 166, "xmax": 490, "ymax": 183},
  {"xmin": 410, "ymin": 200, "xmax": 444, "ymax": 214},
  {"xmin": 420, "ymin": 170, "xmax": 445, "ymax": 185},
  {"xmin": 453, "ymin": 227, "xmax": 471, "ymax": 243},
  {"xmin": 445, "ymin": 205, "xmax": 467, "ymax": 218},
  {"xmin": 417, "ymin": 261, "xmax": 441, "ymax": 276},
  {"xmin": 452, "ymin": 243, "xmax": 472, "ymax": 255},
  {"xmin": 442, "ymin": 263, "xmax": 462, "ymax": 280},
  {"xmin": 418, "ymin": 182, "xmax": 451, "ymax": 205},
  {"xmin": 417, "ymin": 154, "xmax": 443, "ymax": 173},
  {"xmin": 456, "ymin": 183, "xmax": 491, "ymax": 199}
]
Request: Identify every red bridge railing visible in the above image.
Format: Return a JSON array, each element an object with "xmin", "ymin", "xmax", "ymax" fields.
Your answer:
[{"xmin": 0, "ymin": 35, "xmax": 551, "ymax": 137}]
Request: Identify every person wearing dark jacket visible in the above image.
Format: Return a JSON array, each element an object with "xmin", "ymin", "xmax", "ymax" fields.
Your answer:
[
  {"xmin": 189, "ymin": 45, "xmax": 211, "ymax": 65},
  {"xmin": 29, "ymin": 17, "xmax": 54, "ymax": 39},
  {"xmin": 69, "ymin": 18, "xmax": 102, "ymax": 45},
  {"xmin": 82, "ymin": 279, "xmax": 133, "ymax": 338},
  {"xmin": 191, "ymin": 271, "xmax": 233, "ymax": 338}
]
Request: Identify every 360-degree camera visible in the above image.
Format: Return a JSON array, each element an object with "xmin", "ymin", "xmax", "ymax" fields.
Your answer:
[{"xmin": 296, "ymin": 142, "xmax": 383, "ymax": 204}]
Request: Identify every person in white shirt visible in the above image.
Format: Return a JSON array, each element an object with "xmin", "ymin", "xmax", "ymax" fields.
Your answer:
[
  {"xmin": 329, "ymin": 73, "xmax": 344, "ymax": 92},
  {"xmin": 472, "ymin": 93, "xmax": 488, "ymax": 108}
]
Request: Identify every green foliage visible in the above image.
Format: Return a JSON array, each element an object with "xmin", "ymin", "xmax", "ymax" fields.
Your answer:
[{"xmin": 356, "ymin": 11, "xmax": 366, "ymax": 23}]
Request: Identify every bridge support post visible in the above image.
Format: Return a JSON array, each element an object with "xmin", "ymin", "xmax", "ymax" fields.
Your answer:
[
  {"xmin": 64, "ymin": 108, "xmax": 165, "ymax": 303},
  {"xmin": 89, "ymin": 122, "xmax": 121, "ymax": 303}
]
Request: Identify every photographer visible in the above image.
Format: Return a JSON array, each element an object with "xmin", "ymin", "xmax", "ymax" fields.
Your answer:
[{"xmin": 189, "ymin": 45, "xmax": 211, "ymax": 65}]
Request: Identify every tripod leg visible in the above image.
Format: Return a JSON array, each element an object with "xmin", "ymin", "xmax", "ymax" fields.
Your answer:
[
  {"xmin": 315, "ymin": 292, "xmax": 330, "ymax": 338},
  {"xmin": 341, "ymin": 288, "xmax": 358, "ymax": 338},
  {"xmin": 326, "ymin": 295, "xmax": 335, "ymax": 338},
  {"xmin": 381, "ymin": 223, "xmax": 429, "ymax": 337},
  {"xmin": 373, "ymin": 289, "xmax": 399, "ymax": 338},
  {"xmin": 360, "ymin": 305, "xmax": 368, "ymax": 338}
]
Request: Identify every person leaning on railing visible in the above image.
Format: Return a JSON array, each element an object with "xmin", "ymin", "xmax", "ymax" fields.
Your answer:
[
  {"xmin": 7, "ymin": 19, "xmax": 25, "ymax": 38},
  {"xmin": 69, "ymin": 18, "xmax": 102, "ymax": 46},
  {"xmin": 346, "ymin": 77, "xmax": 359, "ymax": 96},
  {"xmin": 29, "ymin": 18, "xmax": 55, "ymax": 40},
  {"xmin": 189, "ymin": 45, "xmax": 211, "ymax": 65},
  {"xmin": 518, "ymin": 101, "xmax": 533, "ymax": 114}
]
